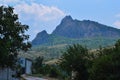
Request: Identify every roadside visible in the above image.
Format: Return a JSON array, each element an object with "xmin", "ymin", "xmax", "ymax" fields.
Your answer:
[{"xmin": 21, "ymin": 74, "xmax": 48, "ymax": 80}]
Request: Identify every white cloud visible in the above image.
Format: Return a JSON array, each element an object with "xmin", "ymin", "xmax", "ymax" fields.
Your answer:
[
  {"xmin": 14, "ymin": 3, "xmax": 65, "ymax": 21},
  {"xmin": 0, "ymin": 0, "xmax": 21, "ymax": 5},
  {"xmin": 114, "ymin": 21, "xmax": 120, "ymax": 29},
  {"xmin": 13, "ymin": 3, "xmax": 66, "ymax": 40},
  {"xmin": 116, "ymin": 14, "xmax": 120, "ymax": 17},
  {"xmin": 0, "ymin": 0, "xmax": 35, "ymax": 4},
  {"xmin": 0, "ymin": 0, "xmax": 18, "ymax": 3},
  {"xmin": 0, "ymin": 1, "xmax": 66, "ymax": 40}
]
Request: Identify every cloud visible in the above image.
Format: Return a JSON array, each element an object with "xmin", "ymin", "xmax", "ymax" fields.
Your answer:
[
  {"xmin": 0, "ymin": 0, "xmax": 19, "ymax": 3},
  {"xmin": 113, "ymin": 21, "xmax": 120, "ymax": 29},
  {"xmin": 0, "ymin": 0, "xmax": 35, "ymax": 4},
  {"xmin": 14, "ymin": 3, "xmax": 65, "ymax": 21},
  {"xmin": 0, "ymin": 1, "xmax": 66, "ymax": 40},
  {"xmin": 13, "ymin": 3, "xmax": 66, "ymax": 40},
  {"xmin": 116, "ymin": 14, "xmax": 120, "ymax": 17}
]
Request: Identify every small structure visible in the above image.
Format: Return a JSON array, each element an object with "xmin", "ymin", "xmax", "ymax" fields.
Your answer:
[
  {"xmin": 0, "ymin": 57, "xmax": 32, "ymax": 80},
  {"xmin": 19, "ymin": 57, "xmax": 32, "ymax": 74},
  {"xmin": 0, "ymin": 68, "xmax": 18, "ymax": 80}
]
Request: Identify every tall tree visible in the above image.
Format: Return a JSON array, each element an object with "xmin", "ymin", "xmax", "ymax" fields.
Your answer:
[
  {"xmin": 59, "ymin": 44, "xmax": 89, "ymax": 80},
  {"xmin": 89, "ymin": 40, "xmax": 120, "ymax": 80},
  {"xmin": 0, "ymin": 6, "xmax": 31, "ymax": 68},
  {"xmin": 32, "ymin": 56, "xmax": 44, "ymax": 73}
]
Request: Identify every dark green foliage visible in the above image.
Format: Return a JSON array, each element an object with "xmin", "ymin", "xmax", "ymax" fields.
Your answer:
[
  {"xmin": 0, "ymin": 6, "xmax": 31, "ymax": 68},
  {"xmin": 59, "ymin": 44, "xmax": 89, "ymax": 80},
  {"xmin": 31, "ymin": 39, "xmax": 120, "ymax": 80},
  {"xmin": 89, "ymin": 40, "xmax": 120, "ymax": 80},
  {"xmin": 58, "ymin": 40, "xmax": 120, "ymax": 80},
  {"xmin": 32, "ymin": 56, "xmax": 44, "ymax": 73},
  {"xmin": 48, "ymin": 65, "xmax": 59, "ymax": 78},
  {"xmin": 43, "ymin": 64, "xmax": 67, "ymax": 79}
]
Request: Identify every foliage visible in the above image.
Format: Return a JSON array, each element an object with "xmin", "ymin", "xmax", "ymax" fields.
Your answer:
[
  {"xmin": 32, "ymin": 56, "xmax": 44, "ymax": 73},
  {"xmin": 89, "ymin": 40, "xmax": 120, "ymax": 80},
  {"xmin": 31, "ymin": 39, "xmax": 120, "ymax": 80},
  {"xmin": 20, "ymin": 37, "xmax": 119, "ymax": 62},
  {"xmin": 48, "ymin": 65, "xmax": 59, "ymax": 78},
  {"xmin": 0, "ymin": 6, "xmax": 31, "ymax": 68},
  {"xmin": 33, "ymin": 35, "xmax": 119, "ymax": 49},
  {"xmin": 57, "ymin": 40, "xmax": 120, "ymax": 80},
  {"xmin": 59, "ymin": 44, "xmax": 89, "ymax": 80}
]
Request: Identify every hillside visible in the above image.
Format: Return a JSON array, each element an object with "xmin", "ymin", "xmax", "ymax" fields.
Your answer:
[
  {"xmin": 26, "ymin": 15, "xmax": 120, "ymax": 60},
  {"xmin": 32, "ymin": 15, "xmax": 120, "ymax": 46},
  {"xmin": 21, "ymin": 37, "xmax": 119, "ymax": 61}
]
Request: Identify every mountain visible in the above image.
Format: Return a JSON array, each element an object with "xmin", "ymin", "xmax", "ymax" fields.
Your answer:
[
  {"xmin": 32, "ymin": 15, "xmax": 120, "ymax": 47},
  {"xmin": 52, "ymin": 16, "xmax": 120, "ymax": 38},
  {"xmin": 32, "ymin": 30, "xmax": 50, "ymax": 45}
]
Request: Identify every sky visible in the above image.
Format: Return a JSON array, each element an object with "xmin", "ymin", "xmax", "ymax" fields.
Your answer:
[{"xmin": 1, "ymin": 0, "xmax": 120, "ymax": 41}]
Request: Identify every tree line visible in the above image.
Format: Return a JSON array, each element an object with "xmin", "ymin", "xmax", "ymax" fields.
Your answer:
[{"xmin": 33, "ymin": 40, "xmax": 120, "ymax": 80}]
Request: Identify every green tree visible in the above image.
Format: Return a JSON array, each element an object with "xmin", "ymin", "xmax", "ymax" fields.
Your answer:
[
  {"xmin": 89, "ymin": 39, "xmax": 120, "ymax": 80},
  {"xmin": 0, "ymin": 6, "xmax": 31, "ymax": 68},
  {"xmin": 59, "ymin": 44, "xmax": 89, "ymax": 80},
  {"xmin": 32, "ymin": 56, "xmax": 44, "ymax": 73}
]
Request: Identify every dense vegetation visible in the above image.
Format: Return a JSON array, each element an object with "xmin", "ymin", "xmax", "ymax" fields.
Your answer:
[
  {"xmin": 59, "ymin": 44, "xmax": 89, "ymax": 80},
  {"xmin": 20, "ymin": 37, "xmax": 119, "ymax": 61},
  {"xmin": 32, "ymin": 39, "xmax": 120, "ymax": 80}
]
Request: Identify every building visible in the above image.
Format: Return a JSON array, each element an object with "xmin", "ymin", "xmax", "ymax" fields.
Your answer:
[
  {"xmin": 0, "ymin": 68, "xmax": 18, "ymax": 80},
  {"xmin": 0, "ymin": 57, "xmax": 32, "ymax": 80},
  {"xmin": 19, "ymin": 57, "xmax": 32, "ymax": 74}
]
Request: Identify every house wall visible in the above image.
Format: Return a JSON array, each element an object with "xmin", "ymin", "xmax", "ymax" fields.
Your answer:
[
  {"xmin": 25, "ymin": 59, "xmax": 32, "ymax": 74},
  {"xmin": 19, "ymin": 57, "xmax": 32, "ymax": 74},
  {"xmin": 0, "ymin": 68, "xmax": 18, "ymax": 80}
]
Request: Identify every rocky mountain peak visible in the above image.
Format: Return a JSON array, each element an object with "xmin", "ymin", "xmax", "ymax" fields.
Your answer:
[
  {"xmin": 32, "ymin": 15, "xmax": 120, "ymax": 46},
  {"xmin": 38, "ymin": 30, "xmax": 47, "ymax": 35},
  {"xmin": 32, "ymin": 30, "xmax": 49, "ymax": 45},
  {"xmin": 61, "ymin": 15, "xmax": 73, "ymax": 23}
]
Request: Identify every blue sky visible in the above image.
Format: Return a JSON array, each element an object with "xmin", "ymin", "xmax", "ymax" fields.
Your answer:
[{"xmin": 1, "ymin": 0, "xmax": 120, "ymax": 41}]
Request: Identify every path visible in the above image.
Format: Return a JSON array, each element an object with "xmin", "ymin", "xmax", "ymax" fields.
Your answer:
[{"xmin": 22, "ymin": 75, "xmax": 48, "ymax": 80}]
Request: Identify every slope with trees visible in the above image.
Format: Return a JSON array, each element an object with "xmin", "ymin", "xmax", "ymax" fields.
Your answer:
[
  {"xmin": 57, "ymin": 40, "xmax": 120, "ymax": 80},
  {"xmin": 59, "ymin": 44, "xmax": 89, "ymax": 80}
]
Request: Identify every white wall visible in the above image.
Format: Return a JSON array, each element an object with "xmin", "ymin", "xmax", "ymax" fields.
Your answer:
[
  {"xmin": 25, "ymin": 60, "xmax": 32, "ymax": 74},
  {"xmin": 0, "ymin": 68, "xmax": 18, "ymax": 80},
  {"xmin": 19, "ymin": 57, "xmax": 32, "ymax": 74}
]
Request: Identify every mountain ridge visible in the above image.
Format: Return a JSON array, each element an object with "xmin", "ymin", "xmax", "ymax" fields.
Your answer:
[
  {"xmin": 32, "ymin": 15, "xmax": 120, "ymax": 46},
  {"xmin": 52, "ymin": 16, "xmax": 120, "ymax": 38}
]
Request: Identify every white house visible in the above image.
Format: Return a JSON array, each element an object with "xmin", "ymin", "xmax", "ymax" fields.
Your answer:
[
  {"xmin": 0, "ymin": 57, "xmax": 32, "ymax": 80},
  {"xmin": 0, "ymin": 68, "xmax": 18, "ymax": 80},
  {"xmin": 19, "ymin": 57, "xmax": 32, "ymax": 74}
]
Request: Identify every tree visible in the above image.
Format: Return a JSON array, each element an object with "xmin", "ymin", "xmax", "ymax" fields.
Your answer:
[
  {"xmin": 32, "ymin": 56, "xmax": 44, "ymax": 73},
  {"xmin": 89, "ymin": 40, "xmax": 120, "ymax": 80},
  {"xmin": 59, "ymin": 44, "xmax": 89, "ymax": 80},
  {"xmin": 0, "ymin": 6, "xmax": 31, "ymax": 68}
]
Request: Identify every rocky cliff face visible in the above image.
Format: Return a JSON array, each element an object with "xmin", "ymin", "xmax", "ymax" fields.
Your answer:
[
  {"xmin": 32, "ymin": 15, "xmax": 120, "ymax": 46},
  {"xmin": 32, "ymin": 30, "xmax": 50, "ymax": 45},
  {"xmin": 52, "ymin": 16, "xmax": 120, "ymax": 38}
]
